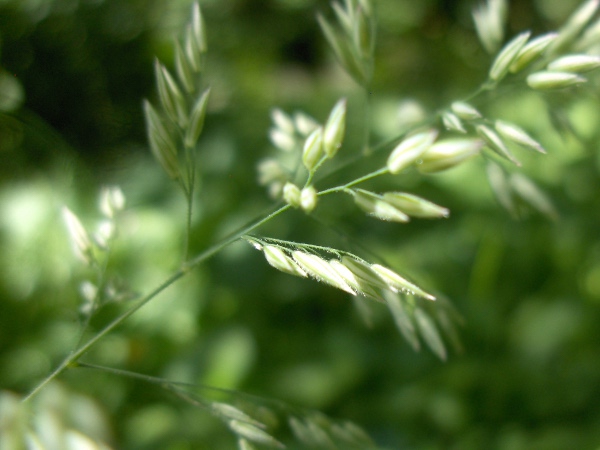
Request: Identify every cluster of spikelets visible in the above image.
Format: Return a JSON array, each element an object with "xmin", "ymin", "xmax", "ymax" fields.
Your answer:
[
  {"xmin": 259, "ymin": 98, "xmax": 348, "ymax": 213},
  {"xmin": 53, "ymin": 0, "xmax": 600, "ymax": 449},
  {"xmin": 478, "ymin": 0, "xmax": 600, "ymax": 90},
  {"xmin": 245, "ymin": 237, "xmax": 435, "ymax": 303},
  {"xmin": 317, "ymin": 0, "xmax": 376, "ymax": 87},
  {"xmin": 62, "ymin": 187, "xmax": 135, "ymax": 316},
  {"xmin": 142, "ymin": 3, "xmax": 210, "ymax": 194},
  {"xmin": 186, "ymin": 396, "xmax": 377, "ymax": 450}
]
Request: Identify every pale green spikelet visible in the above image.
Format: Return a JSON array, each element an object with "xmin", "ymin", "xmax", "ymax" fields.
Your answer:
[
  {"xmin": 526, "ymin": 71, "xmax": 587, "ymax": 89},
  {"xmin": 489, "ymin": 31, "xmax": 531, "ymax": 83},
  {"xmin": 387, "ymin": 128, "xmax": 439, "ymax": 174},
  {"xmin": 418, "ymin": 138, "xmax": 484, "ymax": 173}
]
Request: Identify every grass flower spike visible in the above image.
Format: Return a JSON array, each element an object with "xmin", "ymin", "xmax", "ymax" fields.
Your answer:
[
  {"xmin": 488, "ymin": 31, "xmax": 531, "ymax": 83},
  {"xmin": 387, "ymin": 128, "xmax": 439, "ymax": 174},
  {"xmin": 22, "ymin": 1, "xmax": 600, "ymax": 447},
  {"xmin": 509, "ymin": 32, "xmax": 558, "ymax": 73},
  {"xmin": 473, "ymin": 0, "xmax": 508, "ymax": 54},
  {"xmin": 62, "ymin": 207, "xmax": 94, "ymax": 265},
  {"xmin": 418, "ymin": 138, "xmax": 484, "ymax": 173},
  {"xmin": 547, "ymin": 54, "xmax": 600, "ymax": 72},
  {"xmin": 323, "ymin": 98, "xmax": 347, "ymax": 158},
  {"xmin": 476, "ymin": 124, "xmax": 520, "ymax": 166},
  {"xmin": 526, "ymin": 71, "xmax": 587, "ymax": 89},
  {"xmin": 382, "ymin": 192, "xmax": 450, "ymax": 219}
]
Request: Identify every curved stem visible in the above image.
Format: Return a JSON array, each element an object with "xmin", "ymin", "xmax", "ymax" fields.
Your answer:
[
  {"xmin": 23, "ymin": 203, "xmax": 291, "ymax": 403},
  {"xmin": 318, "ymin": 167, "xmax": 389, "ymax": 196}
]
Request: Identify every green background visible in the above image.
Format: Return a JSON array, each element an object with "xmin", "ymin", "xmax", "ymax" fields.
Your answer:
[{"xmin": 1, "ymin": 0, "xmax": 600, "ymax": 448}]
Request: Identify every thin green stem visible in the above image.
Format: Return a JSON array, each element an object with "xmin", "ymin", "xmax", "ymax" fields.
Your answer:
[
  {"xmin": 23, "ymin": 203, "xmax": 291, "ymax": 403},
  {"xmin": 318, "ymin": 167, "xmax": 389, "ymax": 196},
  {"xmin": 182, "ymin": 142, "xmax": 197, "ymax": 262}
]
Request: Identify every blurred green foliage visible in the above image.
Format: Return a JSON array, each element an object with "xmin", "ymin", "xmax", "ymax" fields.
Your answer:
[{"xmin": 1, "ymin": 0, "xmax": 600, "ymax": 449}]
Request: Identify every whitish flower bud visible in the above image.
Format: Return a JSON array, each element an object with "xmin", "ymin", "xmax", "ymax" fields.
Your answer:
[
  {"xmin": 397, "ymin": 99, "xmax": 426, "ymax": 130},
  {"xmin": 100, "ymin": 186, "xmax": 125, "ymax": 218},
  {"xmin": 382, "ymin": 192, "xmax": 449, "ymax": 219},
  {"xmin": 62, "ymin": 207, "xmax": 93, "ymax": 265},
  {"xmin": 526, "ymin": 71, "xmax": 587, "ymax": 90},
  {"xmin": 292, "ymin": 251, "xmax": 356, "ymax": 295},
  {"xmin": 547, "ymin": 54, "xmax": 600, "ymax": 72},
  {"xmin": 473, "ymin": 0, "xmax": 508, "ymax": 54},
  {"xmin": 476, "ymin": 124, "xmax": 520, "ymax": 166},
  {"xmin": 211, "ymin": 403, "xmax": 265, "ymax": 428},
  {"xmin": 144, "ymin": 100, "xmax": 180, "ymax": 179},
  {"xmin": 442, "ymin": 112, "xmax": 466, "ymax": 133},
  {"xmin": 341, "ymin": 256, "xmax": 389, "ymax": 290},
  {"xmin": 371, "ymin": 264, "xmax": 436, "ymax": 300},
  {"xmin": 94, "ymin": 219, "xmax": 115, "ymax": 250},
  {"xmin": 352, "ymin": 189, "xmax": 410, "ymax": 222},
  {"xmin": 263, "ymin": 246, "xmax": 307, "ymax": 277},
  {"xmin": 184, "ymin": 87, "xmax": 211, "ymax": 148},
  {"xmin": 294, "ymin": 112, "xmax": 320, "ymax": 136},
  {"xmin": 300, "ymin": 186, "xmax": 318, "ymax": 213},
  {"xmin": 418, "ymin": 138, "xmax": 483, "ymax": 173},
  {"xmin": 283, "ymin": 182, "xmax": 301, "ymax": 208},
  {"xmin": 386, "ymin": 128, "xmax": 439, "ymax": 174},
  {"xmin": 80, "ymin": 281, "xmax": 98, "ymax": 303},
  {"xmin": 271, "ymin": 108, "xmax": 295, "ymax": 134},
  {"xmin": 302, "ymin": 127, "xmax": 324, "ymax": 171},
  {"xmin": 489, "ymin": 31, "xmax": 531, "ymax": 82},
  {"xmin": 494, "ymin": 120, "xmax": 546, "ymax": 154},
  {"xmin": 510, "ymin": 32, "xmax": 558, "ymax": 73},
  {"xmin": 228, "ymin": 420, "xmax": 284, "ymax": 449},
  {"xmin": 323, "ymin": 98, "xmax": 347, "ymax": 158},
  {"xmin": 257, "ymin": 159, "xmax": 285, "ymax": 187},
  {"xmin": 269, "ymin": 128, "xmax": 295, "ymax": 152},
  {"xmin": 329, "ymin": 259, "xmax": 385, "ymax": 302},
  {"xmin": 451, "ymin": 101, "xmax": 482, "ymax": 120}
]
